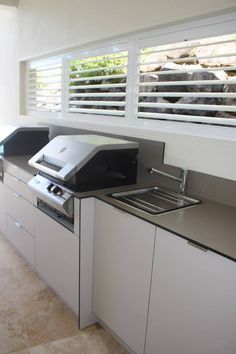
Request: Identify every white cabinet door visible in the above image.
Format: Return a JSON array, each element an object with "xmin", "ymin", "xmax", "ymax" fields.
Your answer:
[
  {"xmin": 35, "ymin": 208, "xmax": 79, "ymax": 315},
  {"xmin": 93, "ymin": 200, "xmax": 155, "ymax": 354},
  {"xmin": 145, "ymin": 228, "xmax": 236, "ymax": 354},
  {"xmin": 0, "ymin": 181, "xmax": 7, "ymax": 234}
]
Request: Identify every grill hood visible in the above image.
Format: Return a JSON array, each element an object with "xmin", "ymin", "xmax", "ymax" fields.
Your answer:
[{"xmin": 28, "ymin": 134, "xmax": 138, "ymax": 182}]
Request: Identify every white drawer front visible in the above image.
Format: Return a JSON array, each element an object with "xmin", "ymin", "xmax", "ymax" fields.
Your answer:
[
  {"xmin": 4, "ymin": 160, "xmax": 32, "ymax": 184},
  {"xmin": 4, "ymin": 172, "xmax": 34, "ymax": 204},
  {"xmin": 6, "ymin": 186, "xmax": 35, "ymax": 235},
  {"xmin": 7, "ymin": 215, "xmax": 35, "ymax": 267}
]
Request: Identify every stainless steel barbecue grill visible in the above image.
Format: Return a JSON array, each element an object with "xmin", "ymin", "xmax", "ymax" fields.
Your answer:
[{"xmin": 28, "ymin": 134, "xmax": 139, "ymax": 231}]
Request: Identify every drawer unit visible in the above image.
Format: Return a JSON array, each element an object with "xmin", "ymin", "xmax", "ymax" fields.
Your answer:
[
  {"xmin": 4, "ymin": 172, "xmax": 34, "ymax": 204},
  {"xmin": 6, "ymin": 186, "xmax": 35, "ymax": 235},
  {"xmin": 4, "ymin": 160, "xmax": 32, "ymax": 184},
  {"xmin": 7, "ymin": 214, "xmax": 35, "ymax": 267}
]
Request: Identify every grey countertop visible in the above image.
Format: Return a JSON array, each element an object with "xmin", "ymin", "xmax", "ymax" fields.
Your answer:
[
  {"xmin": 95, "ymin": 191, "xmax": 236, "ymax": 261},
  {"xmin": 3, "ymin": 155, "xmax": 236, "ymax": 262},
  {"xmin": 76, "ymin": 183, "xmax": 236, "ymax": 262}
]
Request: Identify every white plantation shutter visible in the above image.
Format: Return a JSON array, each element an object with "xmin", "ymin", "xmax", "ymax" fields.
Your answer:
[
  {"xmin": 27, "ymin": 57, "xmax": 62, "ymax": 113},
  {"xmin": 137, "ymin": 34, "xmax": 236, "ymax": 126},
  {"xmin": 25, "ymin": 14, "xmax": 236, "ymax": 129},
  {"xmin": 67, "ymin": 50, "xmax": 129, "ymax": 117}
]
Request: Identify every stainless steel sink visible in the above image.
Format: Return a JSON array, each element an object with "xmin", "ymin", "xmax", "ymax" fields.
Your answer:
[{"xmin": 111, "ymin": 187, "xmax": 200, "ymax": 215}]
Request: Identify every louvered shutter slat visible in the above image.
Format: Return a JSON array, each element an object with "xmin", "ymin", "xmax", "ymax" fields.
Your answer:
[
  {"xmin": 69, "ymin": 100, "xmax": 126, "ymax": 107},
  {"xmin": 139, "ymin": 80, "xmax": 236, "ymax": 87},
  {"xmin": 70, "ymin": 73, "xmax": 127, "ymax": 82},
  {"xmin": 69, "ymin": 64, "xmax": 127, "ymax": 76},
  {"xmin": 139, "ymin": 52, "xmax": 236, "ymax": 67},
  {"xmin": 138, "ymin": 102, "xmax": 236, "ymax": 112},
  {"xmin": 139, "ymin": 66, "xmax": 236, "ymax": 77},
  {"xmin": 137, "ymin": 112, "xmax": 236, "ymax": 125},
  {"xmin": 139, "ymin": 92, "xmax": 236, "ymax": 98},
  {"xmin": 68, "ymin": 108, "xmax": 125, "ymax": 116},
  {"xmin": 69, "ymin": 92, "xmax": 126, "ymax": 98},
  {"xmin": 142, "ymin": 38, "xmax": 236, "ymax": 56}
]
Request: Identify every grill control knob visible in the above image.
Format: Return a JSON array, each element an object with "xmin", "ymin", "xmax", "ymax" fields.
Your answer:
[
  {"xmin": 47, "ymin": 183, "xmax": 54, "ymax": 192},
  {"xmin": 52, "ymin": 186, "xmax": 62, "ymax": 195},
  {"xmin": 57, "ymin": 188, "xmax": 63, "ymax": 196}
]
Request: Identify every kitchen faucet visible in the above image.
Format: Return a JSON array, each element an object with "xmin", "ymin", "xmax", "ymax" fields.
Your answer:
[{"xmin": 147, "ymin": 167, "xmax": 188, "ymax": 194}]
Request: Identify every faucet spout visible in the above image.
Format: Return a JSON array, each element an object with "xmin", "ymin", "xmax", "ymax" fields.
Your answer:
[
  {"xmin": 147, "ymin": 167, "xmax": 188, "ymax": 194},
  {"xmin": 179, "ymin": 169, "xmax": 188, "ymax": 194}
]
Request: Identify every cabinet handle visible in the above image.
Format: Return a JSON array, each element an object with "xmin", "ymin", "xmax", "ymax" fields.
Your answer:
[
  {"xmin": 14, "ymin": 221, "xmax": 22, "ymax": 228},
  {"xmin": 14, "ymin": 192, "xmax": 21, "ymax": 198},
  {"xmin": 13, "ymin": 176, "xmax": 21, "ymax": 182},
  {"xmin": 187, "ymin": 241, "xmax": 208, "ymax": 252}
]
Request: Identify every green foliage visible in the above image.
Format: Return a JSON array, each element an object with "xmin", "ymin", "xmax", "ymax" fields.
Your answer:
[{"xmin": 70, "ymin": 53, "xmax": 127, "ymax": 79}]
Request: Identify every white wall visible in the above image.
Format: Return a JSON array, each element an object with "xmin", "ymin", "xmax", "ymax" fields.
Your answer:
[
  {"xmin": 0, "ymin": 5, "xmax": 18, "ymax": 125},
  {"xmin": 18, "ymin": 0, "xmax": 236, "ymax": 59},
  {"xmin": 16, "ymin": 0, "xmax": 236, "ymax": 181}
]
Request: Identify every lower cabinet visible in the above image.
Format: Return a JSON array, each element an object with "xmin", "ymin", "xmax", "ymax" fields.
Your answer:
[
  {"xmin": 93, "ymin": 200, "xmax": 156, "ymax": 354},
  {"xmin": 0, "ymin": 181, "xmax": 7, "ymax": 235},
  {"xmin": 34, "ymin": 208, "xmax": 79, "ymax": 315},
  {"xmin": 145, "ymin": 227, "xmax": 236, "ymax": 354}
]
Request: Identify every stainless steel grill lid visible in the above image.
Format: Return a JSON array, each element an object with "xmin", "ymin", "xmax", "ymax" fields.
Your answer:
[{"xmin": 28, "ymin": 135, "xmax": 139, "ymax": 182}]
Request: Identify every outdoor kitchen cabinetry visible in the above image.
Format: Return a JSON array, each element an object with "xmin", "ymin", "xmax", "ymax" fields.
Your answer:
[
  {"xmin": 145, "ymin": 227, "xmax": 236, "ymax": 354},
  {"xmin": 34, "ymin": 208, "xmax": 79, "ymax": 315},
  {"xmin": 93, "ymin": 199, "xmax": 155, "ymax": 354}
]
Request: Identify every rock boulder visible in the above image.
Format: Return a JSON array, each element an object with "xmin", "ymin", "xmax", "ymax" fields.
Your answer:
[
  {"xmin": 172, "ymin": 96, "xmax": 220, "ymax": 117},
  {"xmin": 188, "ymin": 71, "xmax": 224, "ymax": 92}
]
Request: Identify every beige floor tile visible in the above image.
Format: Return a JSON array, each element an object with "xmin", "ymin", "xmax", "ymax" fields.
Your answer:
[
  {"xmin": 10, "ymin": 350, "xmax": 31, "ymax": 354},
  {"xmin": 29, "ymin": 337, "xmax": 84, "ymax": 354},
  {"xmin": 0, "ymin": 305, "xmax": 29, "ymax": 354},
  {"xmin": 0, "ymin": 244, "xmax": 16, "ymax": 271},
  {"xmin": 29, "ymin": 325, "xmax": 128, "ymax": 354},
  {"xmin": 0, "ymin": 271, "xmax": 21, "ymax": 311},
  {"xmin": 79, "ymin": 324, "xmax": 129, "ymax": 354},
  {"xmin": 0, "ymin": 234, "xmax": 128, "ymax": 354},
  {"xmin": 10, "ymin": 249, "xmax": 30, "ymax": 273},
  {"xmin": 14, "ymin": 267, "xmax": 47, "ymax": 303},
  {"xmin": 22, "ymin": 288, "xmax": 79, "ymax": 347}
]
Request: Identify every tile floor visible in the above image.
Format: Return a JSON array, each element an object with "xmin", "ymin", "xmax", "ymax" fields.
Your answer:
[{"xmin": 0, "ymin": 233, "xmax": 128, "ymax": 354}]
